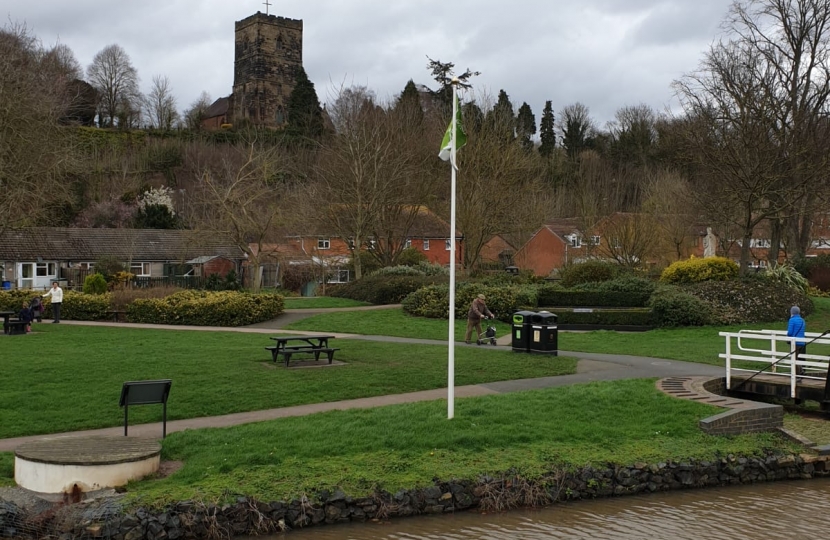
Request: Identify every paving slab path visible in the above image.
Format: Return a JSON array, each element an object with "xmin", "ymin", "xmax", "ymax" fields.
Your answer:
[{"xmin": 0, "ymin": 308, "xmax": 722, "ymax": 452}]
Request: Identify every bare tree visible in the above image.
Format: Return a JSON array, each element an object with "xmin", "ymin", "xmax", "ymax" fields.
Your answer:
[
  {"xmin": 183, "ymin": 91, "xmax": 212, "ymax": 130},
  {"xmin": 0, "ymin": 23, "xmax": 76, "ymax": 230},
  {"xmin": 187, "ymin": 143, "xmax": 292, "ymax": 292},
  {"xmin": 310, "ymin": 87, "xmax": 433, "ymax": 278},
  {"xmin": 145, "ymin": 74, "xmax": 178, "ymax": 130},
  {"xmin": 597, "ymin": 212, "xmax": 661, "ymax": 268},
  {"xmin": 727, "ymin": 0, "xmax": 830, "ymax": 261},
  {"xmin": 558, "ymin": 102, "xmax": 595, "ymax": 159},
  {"xmin": 642, "ymin": 170, "xmax": 701, "ymax": 262},
  {"xmin": 86, "ymin": 44, "xmax": 139, "ymax": 128}
]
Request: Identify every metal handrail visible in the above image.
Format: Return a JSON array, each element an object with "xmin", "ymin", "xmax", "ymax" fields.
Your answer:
[{"xmin": 719, "ymin": 330, "xmax": 830, "ymax": 398}]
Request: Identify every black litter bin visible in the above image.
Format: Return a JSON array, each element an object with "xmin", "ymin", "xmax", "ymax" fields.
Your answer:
[
  {"xmin": 529, "ymin": 311, "xmax": 558, "ymax": 355},
  {"xmin": 512, "ymin": 310, "xmax": 536, "ymax": 353}
]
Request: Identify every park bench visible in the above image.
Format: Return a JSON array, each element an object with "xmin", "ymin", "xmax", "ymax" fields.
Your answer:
[
  {"xmin": 5, "ymin": 320, "xmax": 29, "ymax": 335},
  {"xmin": 265, "ymin": 335, "xmax": 338, "ymax": 367},
  {"xmin": 108, "ymin": 310, "xmax": 127, "ymax": 322}
]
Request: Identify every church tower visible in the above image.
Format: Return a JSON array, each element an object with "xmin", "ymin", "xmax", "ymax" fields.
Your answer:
[{"xmin": 232, "ymin": 11, "xmax": 303, "ymax": 128}]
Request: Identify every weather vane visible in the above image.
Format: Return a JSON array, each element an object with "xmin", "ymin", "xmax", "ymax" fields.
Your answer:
[{"xmin": 263, "ymin": 0, "xmax": 271, "ymax": 15}]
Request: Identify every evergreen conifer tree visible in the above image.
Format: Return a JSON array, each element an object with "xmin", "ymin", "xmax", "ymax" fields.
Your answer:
[{"xmin": 539, "ymin": 100, "xmax": 556, "ymax": 157}]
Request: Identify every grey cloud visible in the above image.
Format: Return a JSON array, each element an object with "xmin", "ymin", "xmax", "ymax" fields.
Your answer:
[{"xmin": 1, "ymin": 0, "xmax": 734, "ymax": 124}]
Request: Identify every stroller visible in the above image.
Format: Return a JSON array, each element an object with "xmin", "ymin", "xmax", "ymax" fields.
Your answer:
[
  {"xmin": 29, "ymin": 297, "xmax": 43, "ymax": 323},
  {"xmin": 476, "ymin": 318, "xmax": 498, "ymax": 346}
]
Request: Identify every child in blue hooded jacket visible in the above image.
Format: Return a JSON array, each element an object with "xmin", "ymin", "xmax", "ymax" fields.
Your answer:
[{"xmin": 787, "ymin": 306, "xmax": 806, "ymax": 375}]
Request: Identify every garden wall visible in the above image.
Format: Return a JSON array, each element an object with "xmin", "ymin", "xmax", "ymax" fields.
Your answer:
[{"xmin": 3, "ymin": 453, "xmax": 829, "ymax": 539}]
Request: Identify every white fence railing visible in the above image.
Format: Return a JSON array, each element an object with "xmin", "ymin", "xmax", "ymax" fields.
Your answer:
[{"xmin": 719, "ymin": 329, "xmax": 830, "ymax": 398}]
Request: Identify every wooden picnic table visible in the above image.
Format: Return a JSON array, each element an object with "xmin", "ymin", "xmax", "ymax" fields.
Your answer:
[{"xmin": 265, "ymin": 335, "xmax": 338, "ymax": 367}]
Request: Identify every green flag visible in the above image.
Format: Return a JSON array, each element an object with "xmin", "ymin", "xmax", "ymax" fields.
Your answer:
[{"xmin": 438, "ymin": 90, "xmax": 466, "ymax": 164}]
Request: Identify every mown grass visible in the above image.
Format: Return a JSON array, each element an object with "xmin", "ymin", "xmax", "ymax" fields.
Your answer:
[
  {"xmin": 286, "ymin": 298, "xmax": 830, "ymax": 365},
  {"xmin": 784, "ymin": 413, "xmax": 830, "ymax": 446},
  {"xmin": 0, "ymin": 325, "xmax": 576, "ymax": 439},
  {"xmin": 113, "ymin": 379, "xmax": 800, "ymax": 505},
  {"xmin": 282, "ymin": 297, "xmax": 371, "ymax": 310},
  {"xmin": 0, "ymin": 453, "xmax": 13, "ymax": 487}
]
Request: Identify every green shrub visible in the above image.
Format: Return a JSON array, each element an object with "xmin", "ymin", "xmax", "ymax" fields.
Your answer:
[
  {"xmin": 370, "ymin": 266, "xmax": 424, "ymax": 277},
  {"xmin": 687, "ymin": 279, "xmax": 813, "ymax": 325},
  {"xmin": 402, "ymin": 284, "xmax": 538, "ymax": 320},
  {"xmin": 41, "ymin": 291, "xmax": 112, "ymax": 321},
  {"xmin": 589, "ymin": 275, "xmax": 657, "ymax": 295},
  {"xmin": 762, "ymin": 263, "xmax": 809, "ymax": 293},
  {"xmin": 660, "ymin": 256, "xmax": 739, "ymax": 284},
  {"xmin": 94, "ymin": 256, "xmax": 125, "ymax": 282},
  {"xmin": 331, "ymin": 274, "xmax": 448, "ymax": 304},
  {"xmin": 554, "ymin": 308, "xmax": 654, "ymax": 327},
  {"xmin": 396, "ymin": 247, "xmax": 428, "ymax": 267},
  {"xmin": 649, "ymin": 286, "xmax": 714, "ymax": 327},
  {"xmin": 127, "ymin": 290, "xmax": 283, "ymax": 326},
  {"xmin": 536, "ymin": 286, "xmax": 650, "ymax": 308},
  {"xmin": 0, "ymin": 289, "xmax": 42, "ymax": 312},
  {"xmin": 559, "ymin": 260, "xmax": 620, "ymax": 288},
  {"xmin": 83, "ymin": 273, "xmax": 108, "ymax": 295}
]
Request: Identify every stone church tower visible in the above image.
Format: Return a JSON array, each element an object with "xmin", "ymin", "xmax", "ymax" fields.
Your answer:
[{"xmin": 231, "ymin": 11, "xmax": 303, "ymax": 127}]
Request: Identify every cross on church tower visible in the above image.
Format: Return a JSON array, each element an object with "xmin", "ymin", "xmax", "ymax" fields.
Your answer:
[{"xmin": 263, "ymin": 0, "xmax": 271, "ymax": 15}]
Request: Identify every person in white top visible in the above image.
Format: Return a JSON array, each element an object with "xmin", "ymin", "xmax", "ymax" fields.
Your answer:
[{"xmin": 42, "ymin": 282, "xmax": 63, "ymax": 323}]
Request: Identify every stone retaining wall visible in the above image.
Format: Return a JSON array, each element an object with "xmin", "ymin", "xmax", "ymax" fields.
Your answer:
[{"xmin": 2, "ymin": 453, "xmax": 829, "ymax": 539}]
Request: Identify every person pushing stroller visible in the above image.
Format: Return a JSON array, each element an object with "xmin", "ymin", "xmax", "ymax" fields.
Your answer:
[{"xmin": 465, "ymin": 294, "xmax": 494, "ymax": 345}]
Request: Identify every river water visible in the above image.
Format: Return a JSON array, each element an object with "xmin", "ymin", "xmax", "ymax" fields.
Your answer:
[{"xmin": 267, "ymin": 479, "xmax": 830, "ymax": 539}]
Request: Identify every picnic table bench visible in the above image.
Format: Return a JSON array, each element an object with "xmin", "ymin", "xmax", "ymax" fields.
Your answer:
[
  {"xmin": 1, "ymin": 311, "xmax": 26, "ymax": 335},
  {"xmin": 265, "ymin": 335, "xmax": 338, "ymax": 367}
]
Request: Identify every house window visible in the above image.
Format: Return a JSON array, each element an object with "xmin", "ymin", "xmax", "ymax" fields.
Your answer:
[
  {"xmin": 328, "ymin": 269, "xmax": 350, "ymax": 284},
  {"xmin": 423, "ymin": 239, "xmax": 430, "ymax": 251},
  {"xmin": 130, "ymin": 262, "xmax": 151, "ymax": 276},
  {"xmin": 590, "ymin": 236, "xmax": 600, "ymax": 246},
  {"xmin": 404, "ymin": 238, "xmax": 412, "ymax": 249},
  {"xmin": 78, "ymin": 262, "xmax": 95, "ymax": 270},
  {"xmin": 569, "ymin": 235, "xmax": 582, "ymax": 248},
  {"xmin": 36, "ymin": 263, "xmax": 57, "ymax": 277},
  {"xmin": 367, "ymin": 239, "xmax": 377, "ymax": 250},
  {"xmin": 445, "ymin": 239, "xmax": 452, "ymax": 250},
  {"xmin": 317, "ymin": 238, "xmax": 331, "ymax": 250}
]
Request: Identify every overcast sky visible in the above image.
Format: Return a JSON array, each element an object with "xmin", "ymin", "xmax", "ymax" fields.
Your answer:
[{"xmin": 2, "ymin": 0, "xmax": 734, "ymax": 126}]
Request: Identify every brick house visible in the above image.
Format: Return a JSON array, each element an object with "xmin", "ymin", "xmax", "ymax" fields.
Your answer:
[
  {"xmin": 0, "ymin": 228, "xmax": 245, "ymax": 290},
  {"xmin": 513, "ymin": 218, "xmax": 584, "ymax": 276}
]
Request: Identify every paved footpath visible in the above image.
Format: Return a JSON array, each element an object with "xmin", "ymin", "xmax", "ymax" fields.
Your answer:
[{"xmin": 0, "ymin": 309, "xmax": 722, "ymax": 452}]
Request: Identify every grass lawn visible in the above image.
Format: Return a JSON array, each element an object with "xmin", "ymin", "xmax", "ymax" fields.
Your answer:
[
  {"xmin": 286, "ymin": 298, "xmax": 830, "ymax": 366},
  {"xmin": 0, "ymin": 325, "xmax": 576, "ymax": 439},
  {"xmin": 281, "ymin": 297, "xmax": 371, "ymax": 310},
  {"xmin": 104, "ymin": 379, "xmax": 800, "ymax": 505}
]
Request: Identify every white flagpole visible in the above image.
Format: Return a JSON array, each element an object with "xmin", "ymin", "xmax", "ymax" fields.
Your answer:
[{"xmin": 448, "ymin": 79, "xmax": 459, "ymax": 420}]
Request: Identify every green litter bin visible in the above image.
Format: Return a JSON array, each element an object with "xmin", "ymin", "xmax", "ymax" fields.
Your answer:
[{"xmin": 512, "ymin": 311, "xmax": 536, "ymax": 353}]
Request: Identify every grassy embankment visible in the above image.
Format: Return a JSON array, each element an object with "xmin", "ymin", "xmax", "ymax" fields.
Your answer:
[
  {"xmin": 281, "ymin": 297, "xmax": 370, "ymax": 309},
  {"xmin": 120, "ymin": 380, "xmax": 802, "ymax": 504}
]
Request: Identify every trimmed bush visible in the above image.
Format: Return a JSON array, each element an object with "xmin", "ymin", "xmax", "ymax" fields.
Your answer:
[
  {"xmin": 554, "ymin": 308, "xmax": 654, "ymax": 327},
  {"xmin": 331, "ymin": 275, "xmax": 448, "ymax": 305},
  {"xmin": 660, "ymin": 256, "xmax": 739, "ymax": 284},
  {"xmin": 687, "ymin": 279, "xmax": 813, "ymax": 325},
  {"xmin": 44, "ymin": 291, "xmax": 112, "ymax": 321},
  {"xmin": 588, "ymin": 275, "xmax": 657, "ymax": 295},
  {"xmin": 537, "ymin": 287, "xmax": 650, "ymax": 308},
  {"xmin": 83, "ymin": 273, "xmax": 108, "ymax": 295},
  {"xmin": 127, "ymin": 290, "xmax": 284, "ymax": 326},
  {"xmin": 402, "ymin": 284, "xmax": 538, "ymax": 320},
  {"xmin": 649, "ymin": 286, "xmax": 714, "ymax": 327},
  {"xmin": 558, "ymin": 260, "xmax": 620, "ymax": 288},
  {"xmin": 0, "ymin": 290, "xmax": 111, "ymax": 321}
]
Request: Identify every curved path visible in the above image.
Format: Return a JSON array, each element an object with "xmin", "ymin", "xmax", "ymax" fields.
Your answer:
[{"xmin": 0, "ymin": 307, "xmax": 722, "ymax": 452}]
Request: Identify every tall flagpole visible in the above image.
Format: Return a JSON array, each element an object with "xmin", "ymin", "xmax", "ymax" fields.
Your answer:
[{"xmin": 448, "ymin": 79, "xmax": 459, "ymax": 420}]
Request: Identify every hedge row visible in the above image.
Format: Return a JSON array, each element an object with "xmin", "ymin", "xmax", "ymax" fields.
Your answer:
[
  {"xmin": 688, "ymin": 279, "xmax": 813, "ymax": 325},
  {"xmin": 0, "ymin": 290, "xmax": 111, "ymax": 321},
  {"xmin": 331, "ymin": 275, "xmax": 449, "ymax": 305},
  {"xmin": 660, "ymin": 257, "xmax": 739, "ymax": 284},
  {"xmin": 536, "ymin": 287, "xmax": 650, "ymax": 308},
  {"xmin": 554, "ymin": 309, "xmax": 654, "ymax": 326},
  {"xmin": 403, "ymin": 284, "xmax": 538, "ymax": 320},
  {"xmin": 127, "ymin": 290, "xmax": 284, "ymax": 326}
]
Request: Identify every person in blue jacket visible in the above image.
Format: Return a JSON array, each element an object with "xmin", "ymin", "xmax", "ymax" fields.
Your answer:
[
  {"xmin": 787, "ymin": 306, "xmax": 806, "ymax": 376},
  {"xmin": 19, "ymin": 301, "xmax": 34, "ymax": 332}
]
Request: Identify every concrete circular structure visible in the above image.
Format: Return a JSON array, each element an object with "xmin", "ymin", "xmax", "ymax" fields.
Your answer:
[{"xmin": 14, "ymin": 436, "xmax": 161, "ymax": 494}]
